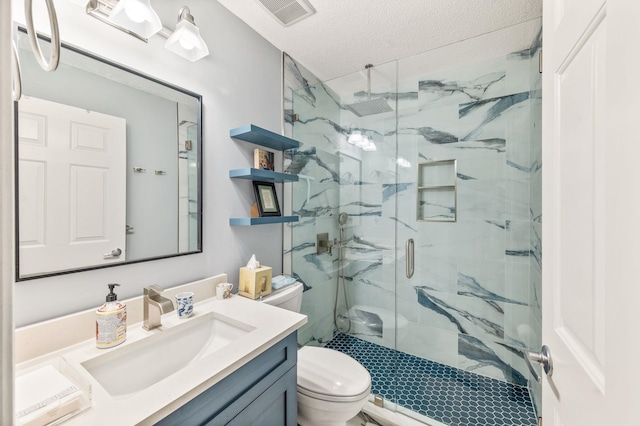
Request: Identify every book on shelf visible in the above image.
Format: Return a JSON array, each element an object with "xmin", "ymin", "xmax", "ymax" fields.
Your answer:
[{"xmin": 254, "ymin": 148, "xmax": 275, "ymax": 171}]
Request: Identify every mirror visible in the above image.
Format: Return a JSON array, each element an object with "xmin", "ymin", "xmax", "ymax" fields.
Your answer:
[{"xmin": 15, "ymin": 29, "xmax": 202, "ymax": 280}]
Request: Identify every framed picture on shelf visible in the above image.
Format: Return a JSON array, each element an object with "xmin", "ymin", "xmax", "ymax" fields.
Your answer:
[
  {"xmin": 254, "ymin": 148, "xmax": 275, "ymax": 171},
  {"xmin": 252, "ymin": 181, "xmax": 281, "ymax": 217}
]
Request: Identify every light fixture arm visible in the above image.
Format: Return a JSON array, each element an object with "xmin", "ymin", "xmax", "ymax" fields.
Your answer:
[{"xmin": 178, "ymin": 6, "xmax": 195, "ymax": 25}]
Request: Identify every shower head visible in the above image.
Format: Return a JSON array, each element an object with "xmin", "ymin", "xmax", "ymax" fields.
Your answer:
[
  {"xmin": 344, "ymin": 64, "xmax": 393, "ymax": 117},
  {"xmin": 345, "ymin": 97, "xmax": 394, "ymax": 117},
  {"xmin": 338, "ymin": 212, "xmax": 349, "ymax": 226}
]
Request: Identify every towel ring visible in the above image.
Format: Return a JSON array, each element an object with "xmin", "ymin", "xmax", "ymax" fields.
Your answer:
[
  {"xmin": 24, "ymin": 0, "xmax": 60, "ymax": 72},
  {"xmin": 12, "ymin": 41, "xmax": 22, "ymax": 101}
]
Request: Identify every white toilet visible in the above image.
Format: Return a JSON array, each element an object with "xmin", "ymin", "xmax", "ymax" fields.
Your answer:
[{"xmin": 260, "ymin": 282, "xmax": 371, "ymax": 426}]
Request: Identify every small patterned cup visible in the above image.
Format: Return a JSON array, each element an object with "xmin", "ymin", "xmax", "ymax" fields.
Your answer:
[
  {"xmin": 175, "ymin": 292, "xmax": 194, "ymax": 319},
  {"xmin": 216, "ymin": 283, "xmax": 234, "ymax": 300}
]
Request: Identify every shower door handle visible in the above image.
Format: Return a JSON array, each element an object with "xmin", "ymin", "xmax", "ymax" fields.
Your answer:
[{"xmin": 406, "ymin": 238, "xmax": 414, "ymax": 278}]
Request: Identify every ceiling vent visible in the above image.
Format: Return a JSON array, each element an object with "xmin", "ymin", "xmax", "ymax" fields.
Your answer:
[{"xmin": 255, "ymin": 0, "xmax": 316, "ymax": 27}]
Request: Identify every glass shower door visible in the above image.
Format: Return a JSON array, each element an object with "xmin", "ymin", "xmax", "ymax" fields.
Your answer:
[
  {"xmin": 391, "ymin": 31, "xmax": 542, "ymax": 424},
  {"xmin": 288, "ymin": 60, "xmax": 402, "ymax": 410}
]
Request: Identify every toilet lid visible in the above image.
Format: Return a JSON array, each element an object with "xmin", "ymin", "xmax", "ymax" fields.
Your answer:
[{"xmin": 297, "ymin": 346, "xmax": 371, "ymax": 401}]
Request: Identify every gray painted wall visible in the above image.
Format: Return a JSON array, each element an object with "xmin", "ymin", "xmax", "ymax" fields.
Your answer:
[{"xmin": 13, "ymin": 0, "xmax": 284, "ymax": 326}]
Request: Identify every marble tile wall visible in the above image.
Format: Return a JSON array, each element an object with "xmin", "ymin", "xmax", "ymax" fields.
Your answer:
[
  {"xmin": 282, "ymin": 21, "xmax": 542, "ymax": 391},
  {"xmin": 282, "ymin": 53, "xmax": 341, "ymax": 345}
]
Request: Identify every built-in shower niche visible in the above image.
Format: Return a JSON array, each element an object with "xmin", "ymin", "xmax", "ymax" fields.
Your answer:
[{"xmin": 417, "ymin": 160, "xmax": 457, "ymax": 222}]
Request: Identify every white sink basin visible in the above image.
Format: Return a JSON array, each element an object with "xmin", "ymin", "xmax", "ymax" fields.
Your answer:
[{"xmin": 81, "ymin": 312, "xmax": 254, "ymax": 397}]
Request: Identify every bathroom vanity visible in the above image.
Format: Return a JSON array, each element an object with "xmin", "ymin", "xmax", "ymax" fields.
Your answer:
[
  {"xmin": 157, "ymin": 332, "xmax": 298, "ymax": 425},
  {"xmin": 14, "ymin": 275, "xmax": 306, "ymax": 425}
]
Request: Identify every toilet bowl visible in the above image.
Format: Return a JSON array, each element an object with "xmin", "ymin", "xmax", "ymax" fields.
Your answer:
[{"xmin": 260, "ymin": 282, "xmax": 372, "ymax": 426}]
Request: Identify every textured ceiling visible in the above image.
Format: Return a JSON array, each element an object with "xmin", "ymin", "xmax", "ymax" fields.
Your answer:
[{"xmin": 216, "ymin": 0, "xmax": 542, "ymax": 81}]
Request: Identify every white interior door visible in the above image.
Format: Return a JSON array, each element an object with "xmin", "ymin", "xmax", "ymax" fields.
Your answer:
[
  {"xmin": 542, "ymin": 0, "xmax": 640, "ymax": 424},
  {"xmin": 18, "ymin": 97, "xmax": 127, "ymax": 277}
]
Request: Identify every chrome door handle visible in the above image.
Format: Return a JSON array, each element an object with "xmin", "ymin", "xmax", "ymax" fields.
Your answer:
[
  {"xmin": 525, "ymin": 345, "xmax": 553, "ymax": 382},
  {"xmin": 103, "ymin": 248, "xmax": 122, "ymax": 258},
  {"xmin": 405, "ymin": 238, "xmax": 414, "ymax": 278}
]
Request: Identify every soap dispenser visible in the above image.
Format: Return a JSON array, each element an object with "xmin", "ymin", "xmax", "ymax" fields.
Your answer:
[{"xmin": 96, "ymin": 283, "xmax": 127, "ymax": 349}]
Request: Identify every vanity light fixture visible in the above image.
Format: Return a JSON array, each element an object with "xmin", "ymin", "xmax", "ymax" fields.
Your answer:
[
  {"xmin": 347, "ymin": 129, "xmax": 363, "ymax": 146},
  {"xmin": 346, "ymin": 129, "xmax": 376, "ymax": 151},
  {"xmin": 85, "ymin": 1, "xmax": 209, "ymax": 62},
  {"xmin": 362, "ymin": 137, "xmax": 377, "ymax": 151},
  {"xmin": 108, "ymin": 0, "xmax": 162, "ymax": 39},
  {"xmin": 163, "ymin": 7, "xmax": 209, "ymax": 62}
]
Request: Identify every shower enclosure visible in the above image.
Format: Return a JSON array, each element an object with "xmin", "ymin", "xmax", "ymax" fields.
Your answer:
[{"xmin": 284, "ymin": 19, "xmax": 542, "ymax": 426}]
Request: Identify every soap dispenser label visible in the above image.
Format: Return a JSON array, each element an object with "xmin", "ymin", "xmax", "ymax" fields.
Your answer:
[{"xmin": 96, "ymin": 308, "xmax": 127, "ymax": 349}]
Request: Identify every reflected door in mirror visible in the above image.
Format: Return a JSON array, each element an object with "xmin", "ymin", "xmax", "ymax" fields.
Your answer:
[{"xmin": 18, "ymin": 97, "xmax": 126, "ymax": 277}]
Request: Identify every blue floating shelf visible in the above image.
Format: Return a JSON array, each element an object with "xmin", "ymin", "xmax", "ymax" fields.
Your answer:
[
  {"xmin": 230, "ymin": 125, "xmax": 300, "ymax": 151},
  {"xmin": 230, "ymin": 216, "xmax": 299, "ymax": 226},
  {"xmin": 229, "ymin": 168, "xmax": 299, "ymax": 183}
]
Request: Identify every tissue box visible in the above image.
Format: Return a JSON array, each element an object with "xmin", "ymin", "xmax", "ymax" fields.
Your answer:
[{"xmin": 239, "ymin": 266, "xmax": 273, "ymax": 299}]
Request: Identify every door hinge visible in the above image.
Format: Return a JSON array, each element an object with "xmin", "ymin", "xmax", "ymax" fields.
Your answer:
[
  {"xmin": 291, "ymin": 113, "xmax": 299, "ymax": 122},
  {"xmin": 539, "ymin": 49, "xmax": 543, "ymax": 74}
]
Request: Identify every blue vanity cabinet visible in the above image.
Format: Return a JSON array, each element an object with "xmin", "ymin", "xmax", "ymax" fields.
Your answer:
[{"xmin": 156, "ymin": 332, "xmax": 298, "ymax": 426}]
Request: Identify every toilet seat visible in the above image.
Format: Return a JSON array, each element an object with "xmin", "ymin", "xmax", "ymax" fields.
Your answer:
[{"xmin": 297, "ymin": 346, "xmax": 371, "ymax": 403}]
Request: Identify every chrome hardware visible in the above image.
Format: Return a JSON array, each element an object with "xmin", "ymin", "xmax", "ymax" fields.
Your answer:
[
  {"xmin": 525, "ymin": 345, "xmax": 553, "ymax": 383},
  {"xmin": 406, "ymin": 238, "xmax": 414, "ymax": 278},
  {"xmin": 25, "ymin": 0, "xmax": 61, "ymax": 72},
  {"xmin": 126, "ymin": 225, "xmax": 134, "ymax": 233},
  {"xmin": 185, "ymin": 140, "xmax": 192, "ymax": 151},
  {"xmin": 154, "ymin": 170, "xmax": 167, "ymax": 175},
  {"xmin": 539, "ymin": 49, "xmax": 543, "ymax": 74},
  {"xmin": 143, "ymin": 285, "xmax": 175, "ymax": 331},
  {"xmin": 132, "ymin": 167, "xmax": 146, "ymax": 173},
  {"xmin": 12, "ymin": 41, "xmax": 22, "ymax": 101},
  {"xmin": 374, "ymin": 395, "xmax": 384, "ymax": 408},
  {"xmin": 103, "ymin": 248, "xmax": 122, "ymax": 258},
  {"xmin": 317, "ymin": 233, "xmax": 332, "ymax": 255},
  {"xmin": 86, "ymin": 0, "xmax": 148, "ymax": 43}
]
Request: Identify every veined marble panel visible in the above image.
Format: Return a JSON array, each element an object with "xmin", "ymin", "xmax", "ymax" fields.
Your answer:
[
  {"xmin": 458, "ymin": 334, "xmax": 527, "ymax": 386},
  {"xmin": 504, "ymin": 301, "xmax": 534, "ymax": 350},
  {"xmin": 283, "ymin": 52, "xmax": 323, "ymax": 138},
  {"xmin": 505, "ymin": 261, "xmax": 532, "ymax": 307},
  {"xmin": 506, "ymin": 99, "xmax": 531, "ymax": 163},
  {"xmin": 397, "ymin": 321, "xmax": 459, "ymax": 367},
  {"xmin": 458, "ymin": 92, "xmax": 529, "ymax": 142},
  {"xmin": 457, "ymin": 179, "xmax": 506, "ymax": 221},
  {"xmin": 405, "ymin": 103, "xmax": 460, "ymax": 143},
  {"xmin": 505, "ymin": 175, "xmax": 530, "ymax": 221},
  {"xmin": 505, "ymin": 52, "xmax": 534, "ymax": 96},
  {"xmin": 506, "ymin": 220, "xmax": 531, "ymax": 263},
  {"xmin": 457, "ymin": 260, "xmax": 510, "ymax": 303},
  {"xmin": 415, "ymin": 286, "xmax": 506, "ymax": 342},
  {"xmin": 414, "ymin": 252, "xmax": 458, "ymax": 294},
  {"xmin": 455, "ymin": 219, "xmax": 506, "ymax": 261},
  {"xmin": 530, "ymin": 221, "xmax": 542, "ymax": 275},
  {"xmin": 418, "ymin": 57, "xmax": 507, "ymax": 110}
]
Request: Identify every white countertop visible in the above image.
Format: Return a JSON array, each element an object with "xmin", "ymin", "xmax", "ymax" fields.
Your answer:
[{"xmin": 15, "ymin": 275, "xmax": 307, "ymax": 425}]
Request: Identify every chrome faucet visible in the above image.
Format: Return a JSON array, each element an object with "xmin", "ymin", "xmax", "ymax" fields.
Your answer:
[{"xmin": 143, "ymin": 285, "xmax": 174, "ymax": 330}]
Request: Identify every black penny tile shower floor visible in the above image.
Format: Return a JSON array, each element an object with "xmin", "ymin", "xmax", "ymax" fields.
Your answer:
[{"xmin": 324, "ymin": 333, "xmax": 537, "ymax": 426}]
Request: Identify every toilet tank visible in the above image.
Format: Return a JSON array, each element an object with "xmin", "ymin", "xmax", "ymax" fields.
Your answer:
[{"xmin": 260, "ymin": 282, "xmax": 303, "ymax": 313}]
